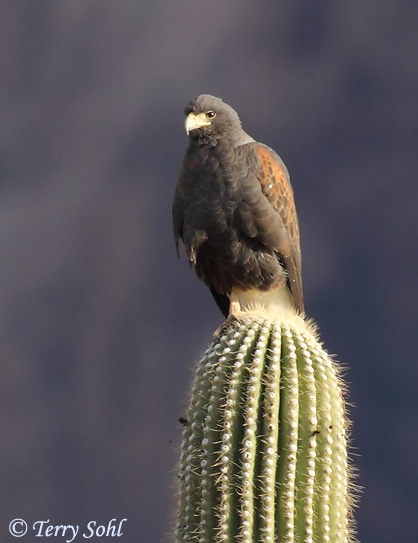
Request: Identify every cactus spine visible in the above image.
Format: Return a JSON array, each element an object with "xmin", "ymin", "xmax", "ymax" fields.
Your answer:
[{"xmin": 176, "ymin": 312, "xmax": 354, "ymax": 543}]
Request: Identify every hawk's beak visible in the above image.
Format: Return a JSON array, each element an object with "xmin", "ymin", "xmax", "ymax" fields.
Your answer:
[{"xmin": 185, "ymin": 112, "xmax": 211, "ymax": 135}]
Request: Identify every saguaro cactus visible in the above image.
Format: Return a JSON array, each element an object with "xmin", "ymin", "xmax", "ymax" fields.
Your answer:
[{"xmin": 176, "ymin": 311, "xmax": 354, "ymax": 543}]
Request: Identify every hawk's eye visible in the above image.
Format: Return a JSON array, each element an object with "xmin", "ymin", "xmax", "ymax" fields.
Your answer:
[{"xmin": 205, "ymin": 111, "xmax": 216, "ymax": 119}]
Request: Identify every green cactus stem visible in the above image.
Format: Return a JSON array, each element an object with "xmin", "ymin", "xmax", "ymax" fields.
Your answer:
[{"xmin": 176, "ymin": 311, "xmax": 354, "ymax": 543}]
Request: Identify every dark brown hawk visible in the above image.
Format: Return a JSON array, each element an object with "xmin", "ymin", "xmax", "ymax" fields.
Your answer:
[{"xmin": 173, "ymin": 94, "xmax": 304, "ymax": 318}]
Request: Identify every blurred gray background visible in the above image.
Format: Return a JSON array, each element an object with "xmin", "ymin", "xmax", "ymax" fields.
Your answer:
[{"xmin": 0, "ymin": 1, "xmax": 417, "ymax": 542}]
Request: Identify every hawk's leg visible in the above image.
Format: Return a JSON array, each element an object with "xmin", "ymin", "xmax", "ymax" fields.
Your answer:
[{"xmin": 213, "ymin": 297, "xmax": 249, "ymax": 337}]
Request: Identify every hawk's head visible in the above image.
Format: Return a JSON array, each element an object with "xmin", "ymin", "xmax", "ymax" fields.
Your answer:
[{"xmin": 184, "ymin": 94, "xmax": 243, "ymax": 144}]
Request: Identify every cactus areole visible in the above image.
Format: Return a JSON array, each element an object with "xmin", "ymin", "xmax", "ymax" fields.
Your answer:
[{"xmin": 176, "ymin": 311, "xmax": 354, "ymax": 543}]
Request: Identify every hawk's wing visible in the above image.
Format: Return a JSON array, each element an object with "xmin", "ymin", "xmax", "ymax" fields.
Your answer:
[{"xmin": 235, "ymin": 142, "xmax": 304, "ymax": 313}]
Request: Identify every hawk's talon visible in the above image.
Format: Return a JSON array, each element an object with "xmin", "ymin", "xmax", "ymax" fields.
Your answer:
[{"xmin": 214, "ymin": 314, "xmax": 239, "ymax": 338}]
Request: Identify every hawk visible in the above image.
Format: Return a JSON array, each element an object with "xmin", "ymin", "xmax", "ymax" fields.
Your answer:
[{"xmin": 173, "ymin": 94, "xmax": 304, "ymax": 319}]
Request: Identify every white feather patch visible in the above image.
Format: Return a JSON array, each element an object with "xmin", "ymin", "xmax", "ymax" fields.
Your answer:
[{"xmin": 229, "ymin": 285, "xmax": 307, "ymax": 331}]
